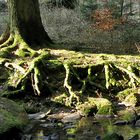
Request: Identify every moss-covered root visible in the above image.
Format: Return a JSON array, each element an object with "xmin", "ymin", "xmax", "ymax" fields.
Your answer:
[
  {"xmin": 104, "ymin": 64, "xmax": 111, "ymax": 89},
  {"xmin": 63, "ymin": 62, "xmax": 140, "ymax": 107},
  {"xmin": 7, "ymin": 51, "xmax": 49, "ymax": 96},
  {"xmin": 116, "ymin": 65, "xmax": 140, "ymax": 88},
  {"xmin": 0, "ymin": 30, "xmax": 51, "ymax": 96},
  {"xmin": 63, "ymin": 63, "xmax": 80, "ymax": 106},
  {"xmin": 0, "ymin": 32, "xmax": 37, "ymax": 58}
]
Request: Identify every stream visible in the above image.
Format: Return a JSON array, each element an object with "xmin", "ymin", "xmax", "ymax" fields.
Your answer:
[{"xmin": 23, "ymin": 115, "xmax": 140, "ymax": 140}]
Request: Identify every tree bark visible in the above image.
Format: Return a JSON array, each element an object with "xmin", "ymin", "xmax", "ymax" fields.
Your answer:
[
  {"xmin": 8, "ymin": 0, "xmax": 52, "ymax": 46},
  {"xmin": 120, "ymin": 0, "xmax": 124, "ymax": 17},
  {"xmin": 0, "ymin": 0, "xmax": 53, "ymax": 96}
]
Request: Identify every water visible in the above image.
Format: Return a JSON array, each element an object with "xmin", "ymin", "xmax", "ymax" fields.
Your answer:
[{"xmin": 24, "ymin": 117, "xmax": 140, "ymax": 140}]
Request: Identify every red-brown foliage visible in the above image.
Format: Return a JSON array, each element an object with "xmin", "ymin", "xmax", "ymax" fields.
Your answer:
[{"xmin": 91, "ymin": 8, "xmax": 122, "ymax": 31}]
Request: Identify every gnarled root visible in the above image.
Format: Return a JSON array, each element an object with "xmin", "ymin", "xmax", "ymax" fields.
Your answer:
[
  {"xmin": 63, "ymin": 62, "xmax": 140, "ymax": 106},
  {"xmin": 64, "ymin": 63, "xmax": 80, "ymax": 106},
  {"xmin": 0, "ymin": 30, "xmax": 50, "ymax": 96},
  {"xmin": 5, "ymin": 51, "xmax": 50, "ymax": 96},
  {"xmin": 116, "ymin": 65, "xmax": 140, "ymax": 88},
  {"xmin": 0, "ymin": 31, "xmax": 37, "ymax": 58}
]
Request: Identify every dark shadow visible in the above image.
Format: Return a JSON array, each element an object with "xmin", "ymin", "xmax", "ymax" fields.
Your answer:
[{"xmin": 49, "ymin": 42, "xmax": 139, "ymax": 56}]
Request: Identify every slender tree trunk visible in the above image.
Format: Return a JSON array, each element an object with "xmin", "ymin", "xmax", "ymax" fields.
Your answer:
[
  {"xmin": 139, "ymin": 0, "xmax": 140, "ymax": 17},
  {"xmin": 120, "ymin": 0, "xmax": 124, "ymax": 18},
  {"xmin": 129, "ymin": 0, "xmax": 133, "ymax": 15},
  {"xmin": 8, "ymin": 0, "xmax": 52, "ymax": 46}
]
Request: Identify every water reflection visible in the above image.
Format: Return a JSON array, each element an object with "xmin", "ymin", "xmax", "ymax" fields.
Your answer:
[{"xmin": 25, "ymin": 117, "xmax": 140, "ymax": 140}]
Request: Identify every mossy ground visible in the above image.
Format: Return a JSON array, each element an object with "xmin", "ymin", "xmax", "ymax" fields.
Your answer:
[
  {"xmin": 0, "ymin": 32, "xmax": 140, "ymax": 115},
  {"xmin": 0, "ymin": 97, "xmax": 28, "ymax": 134}
]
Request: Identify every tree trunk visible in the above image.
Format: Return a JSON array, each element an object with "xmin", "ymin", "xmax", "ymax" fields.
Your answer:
[
  {"xmin": 129, "ymin": 0, "xmax": 133, "ymax": 15},
  {"xmin": 120, "ymin": 0, "xmax": 124, "ymax": 17},
  {"xmin": 0, "ymin": 0, "xmax": 53, "ymax": 95},
  {"xmin": 8, "ymin": 0, "xmax": 52, "ymax": 46}
]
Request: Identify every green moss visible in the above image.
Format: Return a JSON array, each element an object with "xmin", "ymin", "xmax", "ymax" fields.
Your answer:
[
  {"xmin": 77, "ymin": 102, "xmax": 97, "ymax": 116},
  {"xmin": 97, "ymin": 105, "xmax": 114, "ymax": 115},
  {"xmin": 53, "ymin": 93, "xmax": 68, "ymax": 105},
  {"xmin": 0, "ymin": 98, "xmax": 28, "ymax": 134},
  {"xmin": 116, "ymin": 88, "xmax": 139, "ymax": 102},
  {"xmin": 15, "ymin": 48, "xmax": 32, "ymax": 57},
  {"xmin": 47, "ymin": 60, "xmax": 63, "ymax": 69},
  {"xmin": 118, "ymin": 109, "xmax": 137, "ymax": 122},
  {"xmin": 0, "ymin": 109, "xmax": 26, "ymax": 133},
  {"xmin": 0, "ymin": 35, "xmax": 140, "ymax": 104},
  {"xmin": 123, "ymin": 94, "xmax": 138, "ymax": 107},
  {"xmin": 88, "ymin": 97, "xmax": 114, "ymax": 116},
  {"xmin": 66, "ymin": 128, "xmax": 77, "ymax": 134}
]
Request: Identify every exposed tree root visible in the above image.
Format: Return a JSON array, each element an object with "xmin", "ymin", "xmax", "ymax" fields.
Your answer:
[
  {"xmin": 63, "ymin": 63, "xmax": 80, "ymax": 106},
  {"xmin": 0, "ymin": 31, "xmax": 50, "ymax": 96},
  {"xmin": 0, "ymin": 30, "xmax": 140, "ymax": 108},
  {"xmin": 0, "ymin": 32, "xmax": 37, "ymax": 58},
  {"xmin": 6, "ymin": 50, "xmax": 50, "ymax": 96},
  {"xmin": 116, "ymin": 65, "xmax": 140, "ymax": 88},
  {"xmin": 63, "ymin": 61, "xmax": 140, "ymax": 106}
]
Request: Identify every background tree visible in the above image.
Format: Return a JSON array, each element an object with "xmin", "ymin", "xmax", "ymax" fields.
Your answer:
[{"xmin": 48, "ymin": 0, "xmax": 78, "ymax": 9}]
